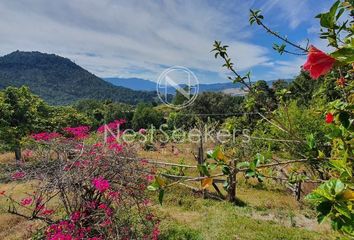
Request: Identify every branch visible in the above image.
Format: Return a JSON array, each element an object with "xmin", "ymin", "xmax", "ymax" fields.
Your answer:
[
  {"xmin": 238, "ymin": 158, "xmax": 311, "ymax": 172},
  {"xmin": 145, "ymin": 160, "xmax": 197, "ymax": 169},
  {"xmin": 251, "ymin": 10, "xmax": 308, "ymax": 53}
]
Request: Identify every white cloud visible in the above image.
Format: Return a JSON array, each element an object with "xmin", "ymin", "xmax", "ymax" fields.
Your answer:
[
  {"xmin": 0, "ymin": 0, "xmax": 334, "ymax": 83},
  {"xmin": 0, "ymin": 0, "xmax": 270, "ymax": 83},
  {"xmin": 259, "ymin": 0, "xmax": 331, "ymax": 29},
  {"xmin": 263, "ymin": 57, "xmax": 306, "ymax": 80}
]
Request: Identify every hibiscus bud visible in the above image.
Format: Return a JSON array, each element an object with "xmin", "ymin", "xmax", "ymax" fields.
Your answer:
[
  {"xmin": 325, "ymin": 113, "xmax": 334, "ymax": 124},
  {"xmin": 336, "ymin": 77, "xmax": 346, "ymax": 87}
]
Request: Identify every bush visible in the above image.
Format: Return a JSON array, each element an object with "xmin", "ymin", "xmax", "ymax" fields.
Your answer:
[
  {"xmin": 132, "ymin": 103, "xmax": 165, "ymax": 130},
  {"xmin": 2, "ymin": 122, "xmax": 159, "ymax": 239}
]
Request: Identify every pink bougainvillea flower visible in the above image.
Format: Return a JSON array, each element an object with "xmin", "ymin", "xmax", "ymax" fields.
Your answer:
[
  {"xmin": 152, "ymin": 224, "xmax": 160, "ymax": 240},
  {"xmin": 108, "ymin": 142, "xmax": 123, "ymax": 153},
  {"xmin": 86, "ymin": 201, "xmax": 98, "ymax": 209},
  {"xmin": 40, "ymin": 208, "xmax": 55, "ymax": 216},
  {"xmin": 97, "ymin": 119, "xmax": 126, "ymax": 133},
  {"xmin": 22, "ymin": 149, "xmax": 33, "ymax": 159},
  {"xmin": 20, "ymin": 197, "xmax": 33, "ymax": 206},
  {"xmin": 31, "ymin": 132, "xmax": 61, "ymax": 141},
  {"xmin": 325, "ymin": 113, "xmax": 334, "ymax": 124},
  {"xmin": 145, "ymin": 213, "xmax": 154, "ymax": 221},
  {"xmin": 98, "ymin": 203, "xmax": 108, "ymax": 209},
  {"xmin": 140, "ymin": 159, "xmax": 148, "ymax": 165},
  {"xmin": 99, "ymin": 218, "xmax": 112, "ymax": 227},
  {"xmin": 64, "ymin": 126, "xmax": 90, "ymax": 139},
  {"xmin": 92, "ymin": 177, "xmax": 110, "ymax": 193},
  {"xmin": 11, "ymin": 171, "xmax": 26, "ymax": 180},
  {"xmin": 98, "ymin": 203, "xmax": 112, "ymax": 216},
  {"xmin": 70, "ymin": 211, "xmax": 81, "ymax": 222},
  {"xmin": 146, "ymin": 174, "xmax": 154, "ymax": 182},
  {"xmin": 108, "ymin": 191, "xmax": 120, "ymax": 200},
  {"xmin": 303, "ymin": 45, "xmax": 335, "ymax": 80},
  {"xmin": 93, "ymin": 142, "xmax": 103, "ymax": 148},
  {"xmin": 142, "ymin": 199, "xmax": 151, "ymax": 206},
  {"xmin": 138, "ymin": 128, "xmax": 147, "ymax": 134}
]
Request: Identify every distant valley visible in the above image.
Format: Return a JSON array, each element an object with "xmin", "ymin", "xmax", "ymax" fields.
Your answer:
[{"xmin": 105, "ymin": 77, "xmax": 292, "ymax": 95}]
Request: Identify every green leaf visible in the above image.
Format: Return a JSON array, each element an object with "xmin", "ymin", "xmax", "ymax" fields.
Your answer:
[
  {"xmin": 321, "ymin": 179, "xmax": 345, "ymax": 196},
  {"xmin": 245, "ymin": 169, "xmax": 256, "ymax": 178},
  {"xmin": 223, "ymin": 180, "xmax": 229, "ymax": 191},
  {"xmin": 237, "ymin": 161, "xmax": 250, "ymax": 169},
  {"xmin": 197, "ymin": 164, "xmax": 210, "ymax": 177},
  {"xmin": 316, "ymin": 201, "xmax": 332, "ymax": 220},
  {"xmin": 316, "ymin": 0, "xmax": 340, "ymax": 28},
  {"xmin": 331, "ymin": 46, "xmax": 354, "ymax": 64},
  {"xmin": 305, "ymin": 192, "xmax": 325, "ymax": 203},
  {"xmin": 147, "ymin": 181, "xmax": 159, "ymax": 191},
  {"xmin": 222, "ymin": 165, "xmax": 230, "ymax": 175},
  {"xmin": 257, "ymin": 173, "xmax": 265, "ymax": 182},
  {"xmin": 334, "ymin": 203, "xmax": 351, "ymax": 219},
  {"xmin": 338, "ymin": 111, "xmax": 350, "ymax": 128},
  {"xmin": 306, "ymin": 134, "xmax": 316, "ymax": 150},
  {"xmin": 209, "ymin": 163, "xmax": 218, "ymax": 170},
  {"xmin": 158, "ymin": 189, "xmax": 165, "ymax": 205},
  {"xmin": 255, "ymin": 153, "xmax": 265, "ymax": 166}
]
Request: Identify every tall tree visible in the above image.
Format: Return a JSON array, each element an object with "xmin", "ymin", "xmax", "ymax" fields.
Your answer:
[
  {"xmin": 0, "ymin": 86, "xmax": 49, "ymax": 161},
  {"xmin": 132, "ymin": 103, "xmax": 164, "ymax": 130}
]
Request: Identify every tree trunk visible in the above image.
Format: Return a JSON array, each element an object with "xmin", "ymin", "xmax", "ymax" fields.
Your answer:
[
  {"xmin": 296, "ymin": 182, "xmax": 302, "ymax": 201},
  {"xmin": 14, "ymin": 145, "xmax": 21, "ymax": 162},
  {"xmin": 198, "ymin": 136, "xmax": 206, "ymax": 199},
  {"xmin": 227, "ymin": 159, "xmax": 237, "ymax": 203}
]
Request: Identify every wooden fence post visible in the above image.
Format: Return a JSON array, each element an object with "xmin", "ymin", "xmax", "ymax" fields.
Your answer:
[{"xmin": 198, "ymin": 135, "xmax": 206, "ymax": 198}]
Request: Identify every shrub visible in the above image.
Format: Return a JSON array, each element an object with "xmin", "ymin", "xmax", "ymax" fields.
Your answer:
[{"xmin": 2, "ymin": 121, "xmax": 159, "ymax": 239}]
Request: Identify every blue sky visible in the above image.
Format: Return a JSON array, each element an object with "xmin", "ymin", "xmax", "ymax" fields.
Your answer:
[{"xmin": 0, "ymin": 0, "xmax": 333, "ymax": 83}]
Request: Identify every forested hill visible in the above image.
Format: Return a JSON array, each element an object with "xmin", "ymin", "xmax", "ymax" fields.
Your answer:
[{"xmin": 0, "ymin": 51, "xmax": 158, "ymax": 105}]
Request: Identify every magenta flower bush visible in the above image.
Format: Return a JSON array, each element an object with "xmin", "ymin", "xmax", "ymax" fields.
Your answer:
[{"xmin": 2, "ymin": 120, "xmax": 159, "ymax": 239}]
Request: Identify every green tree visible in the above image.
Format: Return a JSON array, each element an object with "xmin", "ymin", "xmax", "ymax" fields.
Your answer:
[
  {"xmin": 0, "ymin": 86, "xmax": 49, "ymax": 160},
  {"xmin": 47, "ymin": 105, "xmax": 92, "ymax": 132},
  {"xmin": 272, "ymin": 79, "xmax": 289, "ymax": 93},
  {"xmin": 288, "ymin": 71, "xmax": 320, "ymax": 105},
  {"xmin": 187, "ymin": 92, "xmax": 244, "ymax": 122},
  {"xmin": 73, "ymin": 99, "xmax": 134, "ymax": 128},
  {"xmin": 172, "ymin": 86, "xmax": 191, "ymax": 106},
  {"xmin": 132, "ymin": 103, "xmax": 164, "ymax": 130},
  {"xmin": 252, "ymin": 80, "xmax": 277, "ymax": 111},
  {"xmin": 166, "ymin": 111, "xmax": 198, "ymax": 129}
]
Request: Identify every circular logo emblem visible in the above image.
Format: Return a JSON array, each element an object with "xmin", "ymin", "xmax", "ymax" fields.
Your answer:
[{"xmin": 156, "ymin": 66, "xmax": 199, "ymax": 109}]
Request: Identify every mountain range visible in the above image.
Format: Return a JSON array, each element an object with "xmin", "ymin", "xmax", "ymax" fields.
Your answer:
[
  {"xmin": 105, "ymin": 77, "xmax": 246, "ymax": 95},
  {"xmin": 0, "ymin": 51, "xmax": 158, "ymax": 105},
  {"xmin": 0, "ymin": 51, "xmax": 292, "ymax": 106},
  {"xmin": 104, "ymin": 77, "xmax": 291, "ymax": 95}
]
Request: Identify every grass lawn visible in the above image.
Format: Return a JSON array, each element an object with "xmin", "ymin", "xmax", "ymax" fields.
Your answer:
[{"xmin": 155, "ymin": 187, "xmax": 338, "ymax": 240}]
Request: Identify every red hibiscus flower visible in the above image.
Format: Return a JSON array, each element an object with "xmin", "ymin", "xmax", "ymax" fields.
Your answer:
[
  {"xmin": 325, "ymin": 113, "xmax": 334, "ymax": 124},
  {"xmin": 303, "ymin": 45, "xmax": 335, "ymax": 80}
]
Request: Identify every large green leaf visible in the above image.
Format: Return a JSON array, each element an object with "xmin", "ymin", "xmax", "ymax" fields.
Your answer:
[{"xmin": 331, "ymin": 46, "xmax": 354, "ymax": 64}]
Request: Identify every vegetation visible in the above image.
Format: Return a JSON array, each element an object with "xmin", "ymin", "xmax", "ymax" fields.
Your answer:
[{"xmin": 0, "ymin": 1, "xmax": 353, "ymax": 239}]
